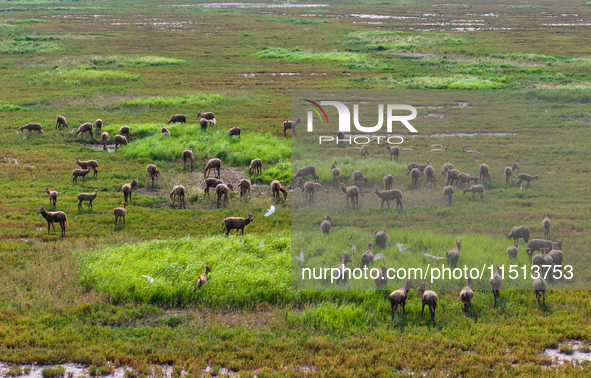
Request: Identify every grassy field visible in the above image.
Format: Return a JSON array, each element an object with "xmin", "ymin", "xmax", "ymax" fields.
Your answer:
[
  {"xmin": 1, "ymin": 0, "xmax": 591, "ymax": 376},
  {"xmin": 290, "ymin": 90, "xmax": 591, "ymax": 291}
]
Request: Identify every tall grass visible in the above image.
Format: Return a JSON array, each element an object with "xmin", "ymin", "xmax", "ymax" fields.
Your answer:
[
  {"xmin": 107, "ymin": 124, "xmax": 290, "ymax": 167},
  {"xmin": 90, "ymin": 55, "xmax": 185, "ymax": 67},
  {"xmin": 77, "ymin": 233, "xmax": 292, "ymax": 307},
  {"xmin": 524, "ymin": 88, "xmax": 591, "ymax": 103},
  {"xmin": 0, "ymin": 40, "xmax": 60, "ymax": 54},
  {"xmin": 40, "ymin": 366, "xmax": 65, "ymax": 378},
  {"xmin": 0, "ymin": 103, "xmax": 22, "ymax": 112},
  {"xmin": 291, "ymin": 228, "xmax": 534, "ymax": 291},
  {"xmin": 250, "ymin": 159, "xmax": 291, "ymax": 185},
  {"xmin": 119, "ymin": 93, "xmax": 226, "ymax": 109},
  {"xmin": 29, "ymin": 67, "xmax": 140, "ymax": 86},
  {"xmin": 253, "ymin": 48, "xmax": 390, "ymax": 71},
  {"xmin": 360, "ymin": 75, "xmax": 506, "ymax": 89},
  {"xmin": 343, "ymin": 31, "xmax": 469, "ymax": 52}
]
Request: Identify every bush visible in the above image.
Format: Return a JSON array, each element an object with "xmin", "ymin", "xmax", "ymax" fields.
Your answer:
[{"xmin": 41, "ymin": 366, "xmax": 66, "ymax": 378}]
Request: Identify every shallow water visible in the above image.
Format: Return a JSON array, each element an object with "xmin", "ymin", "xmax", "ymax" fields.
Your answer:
[
  {"xmin": 542, "ymin": 341, "xmax": 591, "ymax": 366},
  {"xmin": 0, "ymin": 362, "xmax": 315, "ymax": 377},
  {"xmin": 0, "ymin": 363, "xmax": 126, "ymax": 378}
]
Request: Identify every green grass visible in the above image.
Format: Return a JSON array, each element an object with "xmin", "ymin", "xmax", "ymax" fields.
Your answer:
[
  {"xmin": 89, "ymin": 55, "xmax": 185, "ymax": 67},
  {"xmin": 5, "ymin": 365, "xmax": 23, "ymax": 376},
  {"xmin": 78, "ymin": 233, "xmax": 291, "ymax": 307},
  {"xmin": 0, "ymin": 39, "xmax": 60, "ymax": 54},
  {"xmin": 0, "ymin": 103, "xmax": 22, "ymax": 112},
  {"xmin": 29, "ymin": 66, "xmax": 140, "ymax": 86},
  {"xmin": 108, "ymin": 125, "xmax": 290, "ymax": 167},
  {"xmin": 343, "ymin": 31, "xmax": 469, "ymax": 52},
  {"xmin": 2, "ymin": 0, "xmax": 591, "ymax": 375},
  {"xmin": 41, "ymin": 366, "xmax": 65, "ymax": 378},
  {"xmin": 250, "ymin": 159, "xmax": 291, "ymax": 185},
  {"xmin": 118, "ymin": 93, "xmax": 226, "ymax": 109},
  {"xmin": 253, "ymin": 48, "xmax": 392, "ymax": 71},
  {"xmin": 360, "ymin": 74, "xmax": 506, "ymax": 89},
  {"xmin": 524, "ymin": 88, "xmax": 591, "ymax": 103}
]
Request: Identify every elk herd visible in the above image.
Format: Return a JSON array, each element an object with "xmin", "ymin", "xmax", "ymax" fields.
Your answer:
[
  {"xmin": 293, "ymin": 137, "xmax": 564, "ymax": 321},
  {"xmin": 32, "ymin": 112, "xmax": 286, "ymax": 238}
]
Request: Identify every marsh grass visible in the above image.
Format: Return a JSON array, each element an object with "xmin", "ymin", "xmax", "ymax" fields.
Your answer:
[
  {"xmin": 250, "ymin": 159, "xmax": 291, "ymax": 185},
  {"xmin": 254, "ymin": 48, "xmax": 391, "ymax": 71},
  {"xmin": 29, "ymin": 66, "xmax": 140, "ymax": 86},
  {"xmin": 90, "ymin": 55, "xmax": 185, "ymax": 67},
  {"xmin": 118, "ymin": 93, "xmax": 226, "ymax": 109},
  {"xmin": 106, "ymin": 125, "xmax": 290, "ymax": 167},
  {"xmin": 524, "ymin": 88, "xmax": 591, "ymax": 103},
  {"xmin": 41, "ymin": 366, "xmax": 65, "ymax": 378},
  {"xmin": 77, "ymin": 233, "xmax": 292, "ymax": 307},
  {"xmin": 360, "ymin": 74, "xmax": 506, "ymax": 89},
  {"xmin": 0, "ymin": 103, "xmax": 22, "ymax": 112},
  {"xmin": 0, "ymin": 39, "xmax": 60, "ymax": 54},
  {"xmin": 5, "ymin": 365, "xmax": 23, "ymax": 376},
  {"xmin": 343, "ymin": 31, "xmax": 469, "ymax": 52},
  {"xmin": 1, "ymin": 1, "xmax": 591, "ymax": 375},
  {"xmin": 291, "ymin": 228, "xmax": 533, "ymax": 291}
]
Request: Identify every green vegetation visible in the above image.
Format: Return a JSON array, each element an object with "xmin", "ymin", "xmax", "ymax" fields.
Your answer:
[
  {"xmin": 41, "ymin": 366, "xmax": 65, "ymax": 378},
  {"xmin": 0, "ymin": 39, "xmax": 60, "ymax": 54},
  {"xmin": 254, "ymin": 48, "xmax": 392, "ymax": 71},
  {"xmin": 88, "ymin": 363, "xmax": 114, "ymax": 376},
  {"xmin": 78, "ymin": 233, "xmax": 291, "ymax": 306},
  {"xmin": 0, "ymin": 103, "xmax": 22, "ymax": 112},
  {"xmin": 5, "ymin": 365, "xmax": 23, "ymax": 376},
  {"xmin": 90, "ymin": 55, "xmax": 185, "ymax": 67},
  {"xmin": 1, "ymin": 0, "xmax": 591, "ymax": 376},
  {"xmin": 111, "ymin": 126, "xmax": 290, "ymax": 167},
  {"xmin": 343, "ymin": 31, "xmax": 469, "ymax": 52},
  {"xmin": 250, "ymin": 159, "xmax": 291, "ymax": 185},
  {"xmin": 119, "ymin": 93, "xmax": 226, "ymax": 109},
  {"xmin": 524, "ymin": 88, "xmax": 591, "ymax": 103},
  {"xmin": 360, "ymin": 74, "xmax": 506, "ymax": 88}
]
